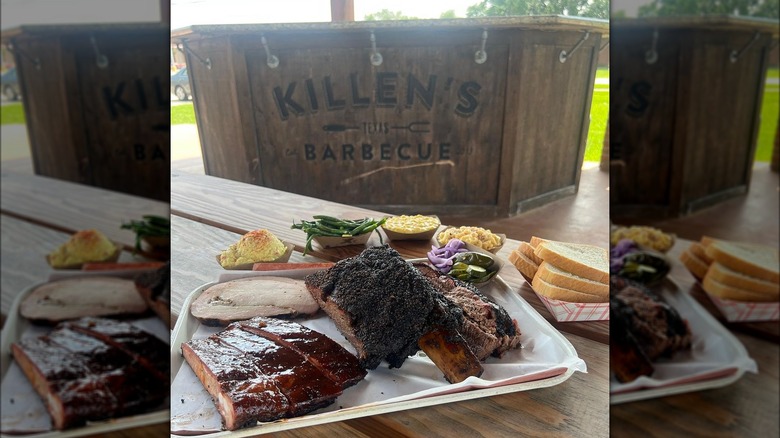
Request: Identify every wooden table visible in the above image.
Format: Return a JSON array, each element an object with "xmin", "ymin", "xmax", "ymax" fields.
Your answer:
[
  {"xmin": 610, "ymin": 239, "xmax": 779, "ymax": 437},
  {"xmin": 0, "ymin": 169, "xmax": 170, "ymax": 437},
  {"xmin": 170, "ymin": 171, "xmax": 610, "ymax": 437}
]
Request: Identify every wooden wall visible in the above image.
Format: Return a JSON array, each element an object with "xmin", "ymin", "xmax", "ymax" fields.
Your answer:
[
  {"xmin": 610, "ymin": 25, "xmax": 773, "ymax": 218},
  {"xmin": 182, "ymin": 23, "xmax": 602, "ymax": 216},
  {"xmin": 10, "ymin": 25, "xmax": 170, "ymax": 202}
]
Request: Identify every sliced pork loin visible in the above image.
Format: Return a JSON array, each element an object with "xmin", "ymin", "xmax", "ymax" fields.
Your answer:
[
  {"xmin": 181, "ymin": 317, "xmax": 365, "ymax": 431},
  {"xmin": 20, "ymin": 277, "xmax": 148, "ymax": 323},
  {"xmin": 190, "ymin": 276, "xmax": 319, "ymax": 326},
  {"xmin": 414, "ymin": 263, "xmax": 522, "ymax": 360},
  {"xmin": 304, "ymin": 246, "xmax": 465, "ymax": 370},
  {"xmin": 10, "ymin": 317, "xmax": 168, "ymax": 430}
]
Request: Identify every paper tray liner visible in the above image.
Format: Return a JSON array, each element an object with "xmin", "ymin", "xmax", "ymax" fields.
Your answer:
[
  {"xmin": 170, "ymin": 265, "xmax": 587, "ymax": 435},
  {"xmin": 535, "ymin": 293, "xmax": 610, "ymax": 322},
  {"xmin": 609, "ymin": 278, "xmax": 757, "ymax": 404},
  {"xmin": 1, "ymin": 272, "xmax": 170, "ymax": 436},
  {"xmin": 704, "ymin": 293, "xmax": 779, "ymax": 322}
]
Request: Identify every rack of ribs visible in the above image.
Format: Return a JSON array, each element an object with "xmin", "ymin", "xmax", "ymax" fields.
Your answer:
[
  {"xmin": 181, "ymin": 317, "xmax": 366, "ymax": 430},
  {"xmin": 10, "ymin": 317, "xmax": 168, "ymax": 430}
]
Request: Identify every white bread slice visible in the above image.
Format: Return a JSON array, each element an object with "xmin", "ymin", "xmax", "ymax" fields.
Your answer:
[
  {"xmin": 689, "ymin": 242, "xmax": 714, "ymax": 265},
  {"xmin": 508, "ymin": 249, "xmax": 538, "ymax": 281},
  {"xmin": 702, "ymin": 274, "xmax": 779, "ymax": 302},
  {"xmin": 700, "ymin": 236, "xmax": 719, "ymax": 248},
  {"xmin": 535, "ymin": 262, "xmax": 609, "ymax": 298},
  {"xmin": 705, "ymin": 241, "xmax": 779, "ymax": 284},
  {"xmin": 531, "ymin": 275, "xmax": 607, "ymax": 303},
  {"xmin": 680, "ymin": 249, "xmax": 709, "ymax": 281},
  {"xmin": 518, "ymin": 241, "xmax": 543, "ymax": 265},
  {"xmin": 534, "ymin": 241, "xmax": 609, "ymax": 284},
  {"xmin": 529, "ymin": 236, "xmax": 548, "ymax": 248},
  {"xmin": 706, "ymin": 262, "xmax": 779, "ymax": 295}
]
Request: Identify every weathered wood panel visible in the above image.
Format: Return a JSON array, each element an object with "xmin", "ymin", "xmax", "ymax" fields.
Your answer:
[
  {"xmin": 609, "ymin": 28, "xmax": 682, "ymax": 215},
  {"xmin": 245, "ymin": 32, "xmax": 508, "ymax": 207},
  {"xmin": 175, "ymin": 19, "xmax": 606, "ymax": 216},
  {"xmin": 4, "ymin": 25, "xmax": 170, "ymax": 201},
  {"xmin": 680, "ymin": 29, "xmax": 769, "ymax": 210},
  {"xmin": 610, "ymin": 18, "xmax": 775, "ymax": 218},
  {"xmin": 506, "ymin": 30, "xmax": 600, "ymax": 212}
]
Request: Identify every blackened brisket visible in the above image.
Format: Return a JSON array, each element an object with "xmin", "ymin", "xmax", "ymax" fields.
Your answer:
[{"xmin": 304, "ymin": 245, "xmax": 463, "ymax": 370}]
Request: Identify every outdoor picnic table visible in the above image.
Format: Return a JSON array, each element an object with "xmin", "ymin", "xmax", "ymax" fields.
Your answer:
[
  {"xmin": 0, "ymin": 168, "xmax": 170, "ymax": 437},
  {"xmin": 171, "ymin": 170, "xmax": 609, "ymax": 437}
]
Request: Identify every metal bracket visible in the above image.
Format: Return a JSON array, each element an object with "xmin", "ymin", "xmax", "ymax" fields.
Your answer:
[
  {"xmin": 89, "ymin": 34, "xmax": 109, "ymax": 69},
  {"xmin": 559, "ymin": 31, "xmax": 590, "ymax": 63},
  {"xmin": 475, "ymin": 29, "xmax": 488, "ymax": 64},
  {"xmin": 730, "ymin": 31, "xmax": 760, "ymax": 63},
  {"xmin": 645, "ymin": 29, "xmax": 658, "ymax": 65},
  {"xmin": 178, "ymin": 41, "xmax": 212, "ymax": 70},
  {"xmin": 261, "ymin": 35, "xmax": 279, "ymax": 68},
  {"xmin": 6, "ymin": 41, "xmax": 41, "ymax": 70},
  {"xmin": 369, "ymin": 30, "xmax": 383, "ymax": 66}
]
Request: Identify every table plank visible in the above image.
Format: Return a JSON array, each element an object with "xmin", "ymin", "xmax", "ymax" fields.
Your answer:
[
  {"xmin": 0, "ymin": 214, "xmax": 149, "ymax": 316},
  {"xmin": 1, "ymin": 171, "xmax": 169, "ymax": 252},
  {"xmin": 169, "ymin": 224, "xmax": 610, "ymax": 438},
  {"xmin": 171, "ymin": 172, "xmax": 609, "ymax": 343},
  {"xmin": 611, "ymin": 237, "xmax": 779, "ymax": 436}
]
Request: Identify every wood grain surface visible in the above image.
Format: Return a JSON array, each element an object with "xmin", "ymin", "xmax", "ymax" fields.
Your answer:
[
  {"xmin": 1, "ymin": 171, "xmax": 169, "ymax": 252},
  {"xmin": 170, "ymin": 171, "xmax": 609, "ymax": 343},
  {"xmin": 611, "ymin": 238, "xmax": 780, "ymax": 437},
  {"xmin": 169, "ymin": 172, "xmax": 610, "ymax": 437}
]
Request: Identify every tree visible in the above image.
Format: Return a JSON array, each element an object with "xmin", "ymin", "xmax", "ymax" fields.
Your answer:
[
  {"xmin": 638, "ymin": 0, "xmax": 779, "ymax": 18},
  {"xmin": 466, "ymin": 0, "xmax": 609, "ymax": 19},
  {"xmin": 440, "ymin": 10, "xmax": 459, "ymax": 19},
  {"xmin": 364, "ymin": 9, "xmax": 419, "ymax": 21}
]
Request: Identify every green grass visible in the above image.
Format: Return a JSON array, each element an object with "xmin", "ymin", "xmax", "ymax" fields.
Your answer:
[
  {"xmin": 584, "ymin": 90, "xmax": 609, "ymax": 162},
  {"xmin": 755, "ymin": 89, "xmax": 778, "ymax": 162},
  {"xmin": 766, "ymin": 67, "xmax": 779, "ymax": 79},
  {"xmin": 595, "ymin": 67, "xmax": 609, "ymax": 80},
  {"xmin": 171, "ymin": 103, "xmax": 196, "ymax": 125},
  {"xmin": 0, "ymin": 102, "xmax": 25, "ymax": 125}
]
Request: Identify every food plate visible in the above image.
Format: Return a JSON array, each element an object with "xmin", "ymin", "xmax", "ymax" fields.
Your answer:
[
  {"xmin": 170, "ymin": 262, "xmax": 587, "ymax": 436},
  {"xmin": 610, "ymin": 279, "xmax": 757, "ymax": 404},
  {"xmin": 433, "ymin": 227, "xmax": 506, "ymax": 254},
  {"xmin": 0, "ymin": 271, "xmax": 170, "ymax": 437}
]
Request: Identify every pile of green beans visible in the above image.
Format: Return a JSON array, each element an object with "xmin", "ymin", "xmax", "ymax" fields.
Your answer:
[
  {"xmin": 291, "ymin": 215, "xmax": 386, "ymax": 255},
  {"xmin": 121, "ymin": 215, "xmax": 170, "ymax": 251}
]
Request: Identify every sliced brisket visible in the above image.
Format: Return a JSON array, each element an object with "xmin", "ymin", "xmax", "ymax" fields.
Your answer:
[
  {"xmin": 414, "ymin": 263, "xmax": 522, "ymax": 360},
  {"xmin": 304, "ymin": 246, "xmax": 464, "ymax": 370},
  {"xmin": 610, "ymin": 276, "xmax": 692, "ymax": 364}
]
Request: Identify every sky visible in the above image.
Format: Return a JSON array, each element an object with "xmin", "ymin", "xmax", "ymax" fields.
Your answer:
[
  {"xmin": 1, "ymin": 0, "xmax": 652, "ymax": 31},
  {"xmin": 169, "ymin": 0, "xmax": 481, "ymax": 30}
]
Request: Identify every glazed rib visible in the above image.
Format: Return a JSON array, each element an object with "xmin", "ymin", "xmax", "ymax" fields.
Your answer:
[
  {"xmin": 238, "ymin": 317, "xmax": 366, "ymax": 388},
  {"xmin": 181, "ymin": 337, "xmax": 290, "ymax": 430},
  {"xmin": 11, "ymin": 320, "xmax": 168, "ymax": 430},
  {"xmin": 182, "ymin": 318, "xmax": 364, "ymax": 430}
]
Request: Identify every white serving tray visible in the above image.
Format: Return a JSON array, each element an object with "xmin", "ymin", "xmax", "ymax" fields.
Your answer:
[
  {"xmin": 0, "ymin": 271, "xmax": 170, "ymax": 437},
  {"xmin": 170, "ymin": 263, "xmax": 587, "ymax": 436},
  {"xmin": 610, "ymin": 279, "xmax": 757, "ymax": 404}
]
